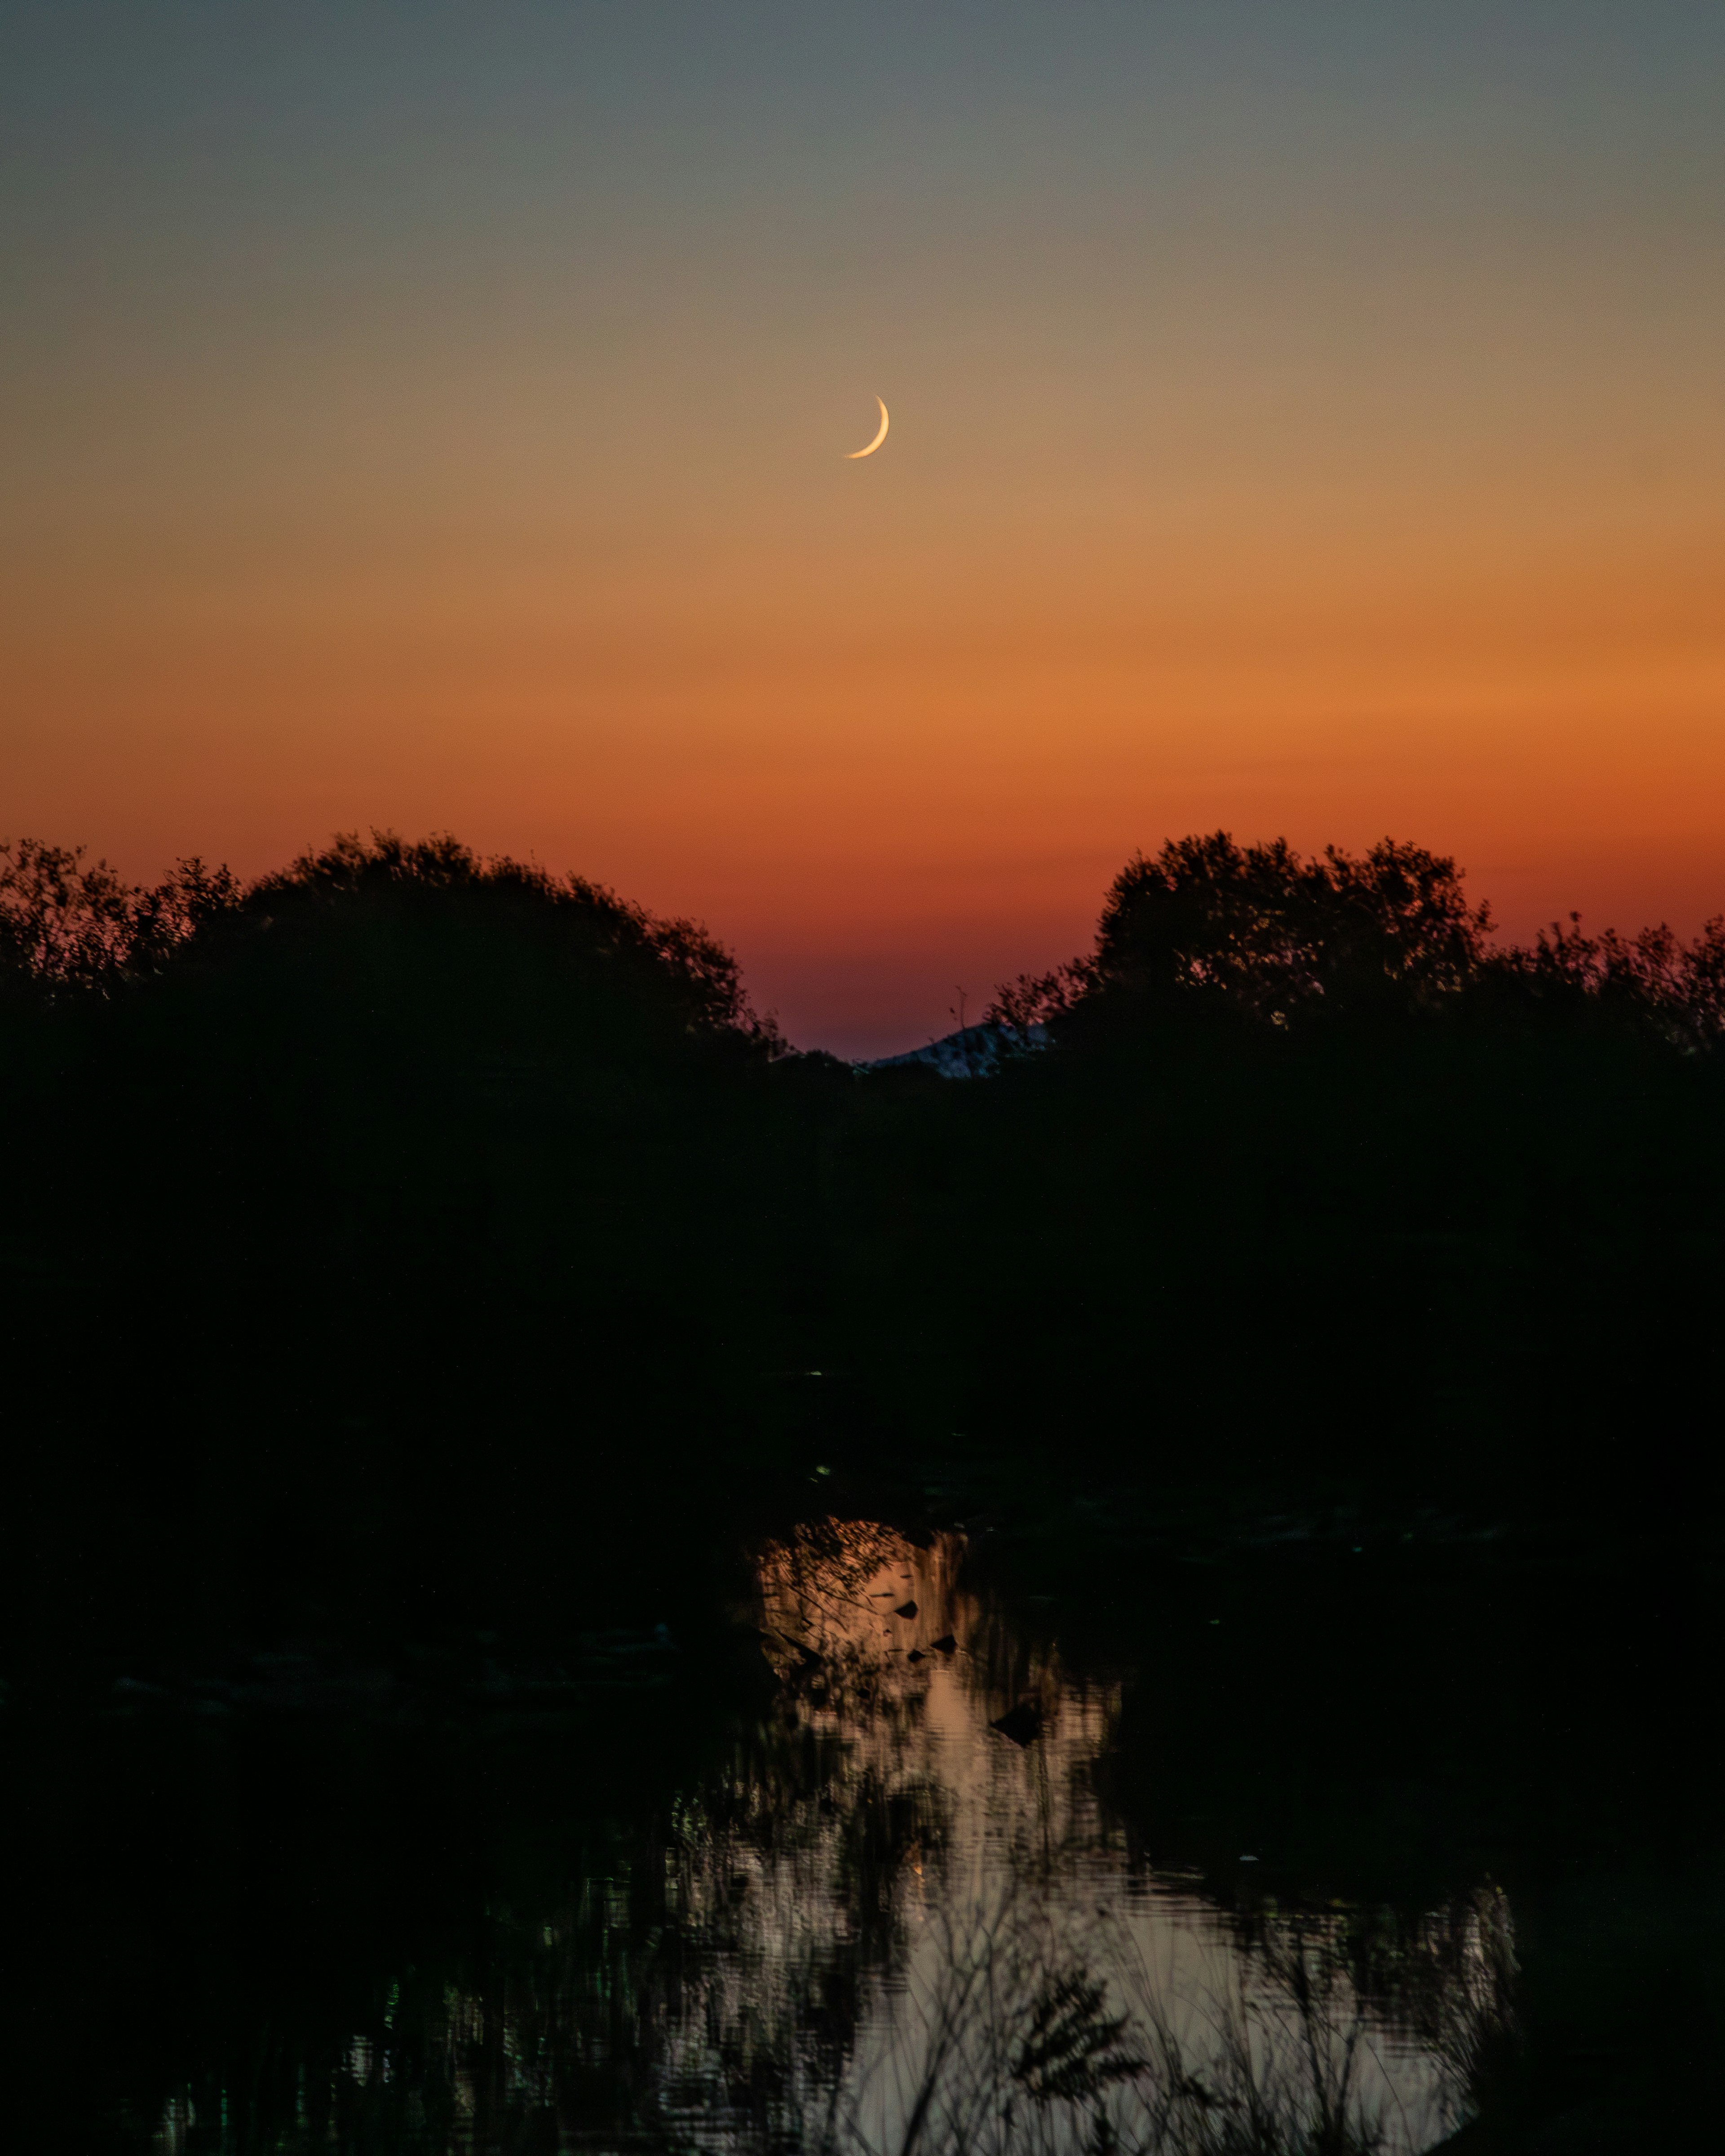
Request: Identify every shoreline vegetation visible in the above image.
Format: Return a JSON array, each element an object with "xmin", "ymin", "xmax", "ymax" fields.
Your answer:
[
  {"xmin": 3, "ymin": 826, "xmax": 1719, "ymax": 2151},
  {"xmin": 3, "ymin": 823, "xmax": 1721, "ymax": 1666}
]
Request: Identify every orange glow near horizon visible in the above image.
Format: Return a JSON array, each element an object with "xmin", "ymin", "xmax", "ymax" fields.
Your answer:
[
  {"xmin": 4, "ymin": 6, "xmax": 1724, "ymax": 1054},
  {"xmin": 9, "ymin": 533, "xmax": 1723, "ymax": 1052}
]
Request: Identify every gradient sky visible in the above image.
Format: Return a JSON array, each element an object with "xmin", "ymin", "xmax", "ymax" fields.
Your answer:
[{"xmin": 4, "ymin": 2, "xmax": 1723, "ymax": 1054}]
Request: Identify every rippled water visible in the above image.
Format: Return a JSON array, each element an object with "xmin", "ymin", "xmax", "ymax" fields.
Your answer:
[
  {"xmin": 126, "ymin": 1519, "xmax": 1515, "ymax": 2154},
  {"xmin": 738, "ymin": 1521, "xmax": 1494, "ymax": 2156}
]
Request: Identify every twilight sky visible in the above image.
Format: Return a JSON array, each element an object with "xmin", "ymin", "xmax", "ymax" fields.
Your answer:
[{"xmin": 4, "ymin": 1, "xmax": 1723, "ymax": 1055}]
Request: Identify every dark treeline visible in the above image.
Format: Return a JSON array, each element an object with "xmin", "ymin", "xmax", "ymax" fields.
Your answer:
[
  {"xmin": 3, "ymin": 827, "xmax": 1722, "ymax": 1670},
  {"xmin": 876, "ymin": 833, "xmax": 1725, "ymax": 1510},
  {"xmin": 2, "ymin": 833, "xmax": 803, "ymax": 1673}
]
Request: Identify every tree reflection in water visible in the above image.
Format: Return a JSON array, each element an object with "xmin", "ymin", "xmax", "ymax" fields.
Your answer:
[{"xmin": 144, "ymin": 1522, "xmax": 1512, "ymax": 2155}]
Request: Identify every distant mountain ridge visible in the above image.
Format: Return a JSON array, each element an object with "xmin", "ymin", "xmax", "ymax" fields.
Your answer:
[{"xmin": 858, "ymin": 1021, "xmax": 1046, "ymax": 1079}]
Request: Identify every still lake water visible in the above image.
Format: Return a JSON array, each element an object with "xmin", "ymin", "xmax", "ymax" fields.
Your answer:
[{"xmin": 5, "ymin": 1514, "xmax": 1714, "ymax": 2152}]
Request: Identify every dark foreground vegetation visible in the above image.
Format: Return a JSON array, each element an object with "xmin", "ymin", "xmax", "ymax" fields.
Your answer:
[
  {"xmin": 1, "ymin": 826, "xmax": 1721, "ymax": 2153},
  {"xmin": 3, "ymin": 825, "xmax": 1722, "ymax": 1666}
]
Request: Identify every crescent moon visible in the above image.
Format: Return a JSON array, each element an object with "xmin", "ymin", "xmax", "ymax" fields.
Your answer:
[{"xmin": 845, "ymin": 397, "xmax": 889, "ymax": 459}]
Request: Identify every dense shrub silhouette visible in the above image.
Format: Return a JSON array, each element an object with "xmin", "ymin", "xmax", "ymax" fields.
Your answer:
[
  {"xmin": 871, "ymin": 833, "xmax": 1725, "ymax": 1512},
  {"xmin": 3, "ymin": 823, "xmax": 1721, "ymax": 1679},
  {"xmin": 4, "ymin": 827, "xmax": 1716, "ymax": 2156},
  {"xmin": 990, "ymin": 830, "xmax": 1725, "ymax": 1049},
  {"xmin": 1490, "ymin": 905, "xmax": 1725, "ymax": 1048},
  {"xmin": 993, "ymin": 833, "xmax": 1494, "ymax": 1036},
  {"xmin": 0, "ymin": 836, "xmax": 239, "ymax": 996},
  {"xmin": 229, "ymin": 830, "xmax": 776, "ymax": 1053},
  {"xmin": 1, "ymin": 832, "xmax": 805, "ymax": 1668}
]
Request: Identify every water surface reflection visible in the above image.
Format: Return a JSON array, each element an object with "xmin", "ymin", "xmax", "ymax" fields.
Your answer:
[{"xmin": 137, "ymin": 1521, "xmax": 1509, "ymax": 2153}]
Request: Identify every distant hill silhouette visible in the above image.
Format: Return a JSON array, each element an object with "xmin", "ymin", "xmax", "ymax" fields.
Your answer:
[{"xmin": 859, "ymin": 1020, "xmax": 1047, "ymax": 1078}]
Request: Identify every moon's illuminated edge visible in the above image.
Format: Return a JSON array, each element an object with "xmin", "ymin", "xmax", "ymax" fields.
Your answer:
[{"xmin": 845, "ymin": 397, "xmax": 889, "ymax": 458}]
